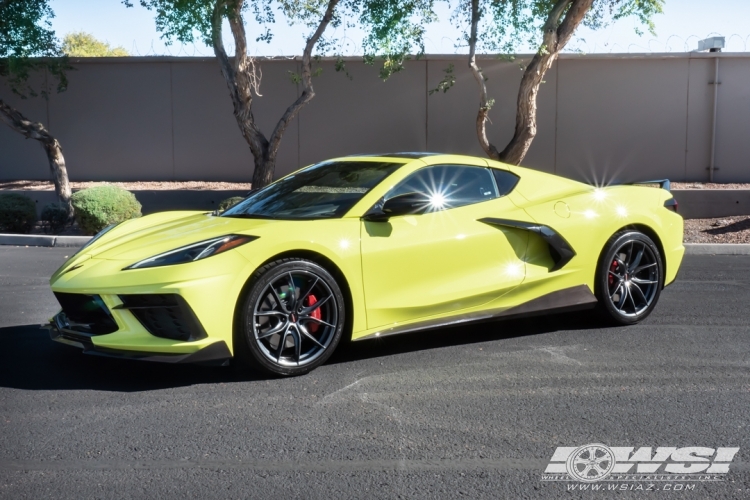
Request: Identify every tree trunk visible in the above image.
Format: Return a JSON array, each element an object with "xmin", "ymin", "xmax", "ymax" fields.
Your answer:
[
  {"xmin": 211, "ymin": 0, "xmax": 339, "ymax": 190},
  {"xmin": 0, "ymin": 98, "xmax": 73, "ymax": 216},
  {"xmin": 468, "ymin": 0, "xmax": 500, "ymax": 161},
  {"xmin": 495, "ymin": 0, "xmax": 594, "ymax": 166}
]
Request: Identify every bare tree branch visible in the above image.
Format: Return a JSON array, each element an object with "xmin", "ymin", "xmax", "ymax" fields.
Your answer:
[
  {"xmin": 468, "ymin": 0, "xmax": 500, "ymax": 160},
  {"xmin": 264, "ymin": 0, "xmax": 340, "ymax": 186},
  {"xmin": 0, "ymin": 98, "xmax": 72, "ymax": 214}
]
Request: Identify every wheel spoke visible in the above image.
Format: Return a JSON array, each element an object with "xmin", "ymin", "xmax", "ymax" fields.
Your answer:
[
  {"xmin": 631, "ymin": 277, "xmax": 657, "ymax": 285},
  {"xmin": 300, "ymin": 294, "xmax": 332, "ymax": 315},
  {"xmin": 610, "ymin": 282, "xmax": 623, "ymax": 300},
  {"xmin": 617, "ymin": 284, "xmax": 628, "ymax": 310},
  {"xmin": 276, "ymin": 326, "xmax": 290, "ymax": 362},
  {"xmin": 285, "ymin": 273, "xmax": 297, "ymax": 311},
  {"xmin": 631, "ymin": 282, "xmax": 648, "ymax": 305},
  {"xmin": 300, "ymin": 315, "xmax": 335, "ymax": 328},
  {"xmin": 298, "ymin": 323, "xmax": 326, "ymax": 349},
  {"xmin": 632, "ymin": 262, "xmax": 657, "ymax": 274},
  {"xmin": 627, "ymin": 286, "xmax": 638, "ymax": 311},
  {"xmin": 257, "ymin": 320, "xmax": 287, "ymax": 340},
  {"xmin": 267, "ymin": 284, "xmax": 288, "ymax": 313},
  {"xmin": 629, "ymin": 243, "xmax": 645, "ymax": 272},
  {"xmin": 297, "ymin": 277, "xmax": 320, "ymax": 310},
  {"xmin": 255, "ymin": 310, "xmax": 287, "ymax": 317},
  {"xmin": 289, "ymin": 326, "xmax": 302, "ymax": 365}
]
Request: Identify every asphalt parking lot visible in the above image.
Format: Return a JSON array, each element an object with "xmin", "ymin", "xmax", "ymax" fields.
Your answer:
[{"xmin": 0, "ymin": 246, "xmax": 749, "ymax": 499}]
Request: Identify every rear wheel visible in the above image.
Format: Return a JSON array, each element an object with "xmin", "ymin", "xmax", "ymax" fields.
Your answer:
[
  {"xmin": 595, "ymin": 231, "xmax": 663, "ymax": 325},
  {"xmin": 235, "ymin": 259, "xmax": 346, "ymax": 376}
]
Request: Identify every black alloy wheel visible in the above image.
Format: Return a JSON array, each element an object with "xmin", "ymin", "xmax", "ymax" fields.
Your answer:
[
  {"xmin": 596, "ymin": 231, "xmax": 664, "ymax": 325},
  {"xmin": 235, "ymin": 258, "xmax": 346, "ymax": 376}
]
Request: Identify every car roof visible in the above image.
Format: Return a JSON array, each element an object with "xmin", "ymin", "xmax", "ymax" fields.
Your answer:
[{"xmin": 344, "ymin": 152, "xmax": 443, "ymax": 160}]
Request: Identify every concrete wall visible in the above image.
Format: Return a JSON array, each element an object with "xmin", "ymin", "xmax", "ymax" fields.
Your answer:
[{"xmin": 2, "ymin": 53, "xmax": 749, "ymax": 183}]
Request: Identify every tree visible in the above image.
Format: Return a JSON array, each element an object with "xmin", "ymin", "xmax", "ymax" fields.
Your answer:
[
  {"xmin": 62, "ymin": 32, "xmax": 130, "ymax": 57},
  {"xmin": 0, "ymin": 0, "xmax": 73, "ymax": 216},
  {"xmin": 127, "ymin": 0, "xmax": 434, "ymax": 188},
  {"xmin": 450, "ymin": 0, "xmax": 664, "ymax": 165},
  {"xmin": 126, "ymin": 0, "xmax": 340, "ymax": 188}
]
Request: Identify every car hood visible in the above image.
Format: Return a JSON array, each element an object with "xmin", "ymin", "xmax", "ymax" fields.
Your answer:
[{"xmin": 85, "ymin": 211, "xmax": 277, "ymax": 262}]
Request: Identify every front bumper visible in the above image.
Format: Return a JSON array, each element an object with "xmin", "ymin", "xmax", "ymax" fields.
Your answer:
[
  {"xmin": 47, "ymin": 310, "xmax": 232, "ymax": 365},
  {"xmin": 49, "ymin": 249, "xmax": 258, "ymax": 362}
]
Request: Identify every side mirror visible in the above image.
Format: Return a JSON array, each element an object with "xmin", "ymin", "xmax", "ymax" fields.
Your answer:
[{"xmin": 362, "ymin": 192, "xmax": 430, "ymax": 222}]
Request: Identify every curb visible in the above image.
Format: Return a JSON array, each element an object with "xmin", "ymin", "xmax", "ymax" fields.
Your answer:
[
  {"xmin": 684, "ymin": 243, "xmax": 750, "ymax": 255},
  {"xmin": 0, "ymin": 234, "xmax": 91, "ymax": 248}
]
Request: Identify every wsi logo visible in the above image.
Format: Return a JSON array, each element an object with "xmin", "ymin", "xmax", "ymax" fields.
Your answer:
[{"xmin": 542, "ymin": 444, "xmax": 739, "ymax": 483}]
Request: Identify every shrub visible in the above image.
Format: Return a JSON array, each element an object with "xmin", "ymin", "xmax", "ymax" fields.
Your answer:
[
  {"xmin": 0, "ymin": 193, "xmax": 37, "ymax": 234},
  {"xmin": 218, "ymin": 196, "xmax": 244, "ymax": 212},
  {"xmin": 40, "ymin": 202, "xmax": 69, "ymax": 234},
  {"xmin": 71, "ymin": 185, "xmax": 141, "ymax": 235}
]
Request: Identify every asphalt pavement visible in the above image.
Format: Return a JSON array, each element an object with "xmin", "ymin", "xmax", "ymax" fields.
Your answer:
[{"xmin": 0, "ymin": 246, "xmax": 749, "ymax": 499}]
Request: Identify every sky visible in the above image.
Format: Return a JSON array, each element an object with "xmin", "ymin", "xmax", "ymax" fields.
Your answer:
[{"xmin": 48, "ymin": 0, "xmax": 750, "ymax": 57}]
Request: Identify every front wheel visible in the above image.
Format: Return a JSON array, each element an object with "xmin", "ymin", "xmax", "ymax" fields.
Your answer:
[
  {"xmin": 235, "ymin": 258, "xmax": 346, "ymax": 376},
  {"xmin": 595, "ymin": 231, "xmax": 664, "ymax": 325}
]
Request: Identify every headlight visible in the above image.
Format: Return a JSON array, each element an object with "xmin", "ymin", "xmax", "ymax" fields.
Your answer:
[
  {"xmin": 72, "ymin": 223, "xmax": 120, "ymax": 257},
  {"xmin": 124, "ymin": 235, "xmax": 257, "ymax": 270}
]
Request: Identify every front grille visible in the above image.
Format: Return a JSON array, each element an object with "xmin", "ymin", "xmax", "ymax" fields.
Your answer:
[
  {"xmin": 53, "ymin": 293, "xmax": 119, "ymax": 335},
  {"xmin": 118, "ymin": 294, "xmax": 207, "ymax": 342}
]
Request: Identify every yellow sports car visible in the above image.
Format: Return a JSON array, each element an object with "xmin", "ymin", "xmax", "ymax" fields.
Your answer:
[{"xmin": 48, "ymin": 153, "xmax": 684, "ymax": 376}]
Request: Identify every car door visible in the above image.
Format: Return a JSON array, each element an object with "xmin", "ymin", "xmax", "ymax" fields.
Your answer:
[{"xmin": 360, "ymin": 163, "xmax": 533, "ymax": 329}]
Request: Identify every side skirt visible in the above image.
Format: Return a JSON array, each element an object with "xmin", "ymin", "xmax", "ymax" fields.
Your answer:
[{"xmin": 354, "ymin": 285, "xmax": 598, "ymax": 341}]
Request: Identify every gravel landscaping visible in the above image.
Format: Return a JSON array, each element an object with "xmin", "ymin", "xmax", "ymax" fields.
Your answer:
[{"xmin": 683, "ymin": 216, "xmax": 750, "ymax": 244}]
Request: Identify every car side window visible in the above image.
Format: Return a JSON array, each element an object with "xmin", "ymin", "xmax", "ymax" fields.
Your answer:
[
  {"xmin": 492, "ymin": 169, "xmax": 520, "ymax": 196},
  {"xmin": 386, "ymin": 165, "xmax": 498, "ymax": 211}
]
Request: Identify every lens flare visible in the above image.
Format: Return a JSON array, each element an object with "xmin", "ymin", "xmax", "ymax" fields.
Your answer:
[
  {"xmin": 593, "ymin": 189, "xmax": 607, "ymax": 201},
  {"xmin": 429, "ymin": 192, "xmax": 446, "ymax": 209},
  {"xmin": 504, "ymin": 262, "xmax": 523, "ymax": 278},
  {"xmin": 584, "ymin": 209, "xmax": 598, "ymax": 219},
  {"xmin": 616, "ymin": 206, "xmax": 628, "ymax": 217}
]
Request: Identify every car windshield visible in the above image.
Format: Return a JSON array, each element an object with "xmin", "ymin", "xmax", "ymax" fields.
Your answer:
[{"xmin": 222, "ymin": 160, "xmax": 404, "ymax": 219}]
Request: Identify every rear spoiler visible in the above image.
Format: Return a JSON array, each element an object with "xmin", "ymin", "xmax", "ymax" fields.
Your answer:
[{"xmin": 628, "ymin": 179, "xmax": 671, "ymax": 191}]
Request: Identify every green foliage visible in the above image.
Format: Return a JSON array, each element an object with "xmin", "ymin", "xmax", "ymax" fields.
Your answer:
[
  {"xmin": 62, "ymin": 32, "xmax": 130, "ymax": 57},
  {"xmin": 0, "ymin": 0, "xmax": 70, "ymax": 98},
  {"xmin": 218, "ymin": 196, "xmax": 245, "ymax": 211},
  {"xmin": 71, "ymin": 186, "xmax": 142, "ymax": 235},
  {"xmin": 449, "ymin": 0, "xmax": 665, "ymax": 57},
  {"xmin": 429, "ymin": 63, "xmax": 455, "ymax": 95},
  {"xmin": 40, "ymin": 202, "xmax": 69, "ymax": 234},
  {"xmin": 0, "ymin": 193, "xmax": 37, "ymax": 234},
  {"xmin": 126, "ymin": 0, "xmax": 437, "ymax": 81}
]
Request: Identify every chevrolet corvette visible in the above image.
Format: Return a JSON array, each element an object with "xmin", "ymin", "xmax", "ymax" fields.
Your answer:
[{"xmin": 48, "ymin": 153, "xmax": 684, "ymax": 376}]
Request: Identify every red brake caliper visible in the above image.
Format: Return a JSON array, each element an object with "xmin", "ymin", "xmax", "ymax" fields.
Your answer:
[
  {"xmin": 306, "ymin": 294, "xmax": 321, "ymax": 333},
  {"xmin": 608, "ymin": 259, "xmax": 618, "ymax": 287}
]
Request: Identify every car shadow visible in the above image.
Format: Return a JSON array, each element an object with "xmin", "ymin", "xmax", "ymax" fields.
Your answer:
[{"xmin": 0, "ymin": 312, "xmax": 606, "ymax": 392}]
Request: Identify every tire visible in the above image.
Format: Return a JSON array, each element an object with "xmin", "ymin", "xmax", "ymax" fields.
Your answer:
[
  {"xmin": 595, "ymin": 230, "xmax": 664, "ymax": 325},
  {"xmin": 234, "ymin": 258, "xmax": 346, "ymax": 377}
]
